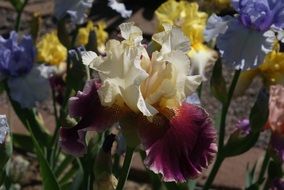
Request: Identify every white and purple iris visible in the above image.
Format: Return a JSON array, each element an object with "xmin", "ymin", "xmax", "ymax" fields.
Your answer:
[
  {"xmin": 205, "ymin": 0, "xmax": 284, "ymax": 70},
  {"xmin": 54, "ymin": 0, "xmax": 94, "ymax": 24},
  {"xmin": 0, "ymin": 32, "xmax": 50, "ymax": 108}
]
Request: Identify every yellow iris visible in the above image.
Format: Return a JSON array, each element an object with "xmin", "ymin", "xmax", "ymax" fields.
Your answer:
[
  {"xmin": 258, "ymin": 50, "xmax": 284, "ymax": 85},
  {"xmin": 76, "ymin": 21, "xmax": 108, "ymax": 52},
  {"xmin": 155, "ymin": 0, "xmax": 218, "ymax": 80},
  {"xmin": 36, "ymin": 31, "xmax": 67, "ymax": 65}
]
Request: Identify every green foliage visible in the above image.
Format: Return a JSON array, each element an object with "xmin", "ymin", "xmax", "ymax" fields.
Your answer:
[
  {"xmin": 26, "ymin": 121, "xmax": 61, "ymax": 190},
  {"xmin": 210, "ymin": 58, "xmax": 227, "ymax": 104},
  {"xmin": 222, "ymin": 89, "xmax": 269, "ymax": 157}
]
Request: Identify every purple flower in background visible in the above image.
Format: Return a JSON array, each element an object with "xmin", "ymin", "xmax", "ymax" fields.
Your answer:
[
  {"xmin": 0, "ymin": 31, "xmax": 34, "ymax": 77},
  {"xmin": 204, "ymin": 0, "xmax": 284, "ymax": 70},
  {"xmin": 236, "ymin": 118, "xmax": 251, "ymax": 135},
  {"xmin": 232, "ymin": 0, "xmax": 284, "ymax": 31},
  {"xmin": 0, "ymin": 31, "xmax": 50, "ymax": 108},
  {"xmin": 54, "ymin": 0, "xmax": 94, "ymax": 24}
]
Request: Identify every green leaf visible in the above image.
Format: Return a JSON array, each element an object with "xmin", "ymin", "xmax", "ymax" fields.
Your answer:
[
  {"xmin": 67, "ymin": 50, "xmax": 86, "ymax": 92},
  {"xmin": 26, "ymin": 121, "xmax": 61, "ymax": 190},
  {"xmin": 268, "ymin": 160, "xmax": 282, "ymax": 180},
  {"xmin": 86, "ymin": 30, "xmax": 98, "ymax": 52},
  {"xmin": 222, "ymin": 131, "xmax": 260, "ymax": 157},
  {"xmin": 210, "ymin": 58, "xmax": 227, "ymax": 104},
  {"xmin": 13, "ymin": 133, "xmax": 33, "ymax": 153},
  {"xmin": 222, "ymin": 89, "xmax": 268, "ymax": 157},
  {"xmin": 249, "ymin": 89, "xmax": 269, "ymax": 132},
  {"xmin": 57, "ymin": 18, "xmax": 71, "ymax": 49}
]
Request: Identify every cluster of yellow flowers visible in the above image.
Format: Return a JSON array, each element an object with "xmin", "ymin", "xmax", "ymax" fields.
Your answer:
[
  {"xmin": 155, "ymin": 0, "xmax": 218, "ymax": 80},
  {"xmin": 36, "ymin": 21, "xmax": 108, "ymax": 66},
  {"xmin": 76, "ymin": 21, "xmax": 108, "ymax": 52},
  {"xmin": 36, "ymin": 31, "xmax": 67, "ymax": 66}
]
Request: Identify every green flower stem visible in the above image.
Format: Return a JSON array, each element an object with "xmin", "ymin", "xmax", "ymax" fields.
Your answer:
[
  {"xmin": 116, "ymin": 147, "xmax": 135, "ymax": 190},
  {"xmin": 219, "ymin": 69, "xmax": 241, "ymax": 149},
  {"xmin": 203, "ymin": 69, "xmax": 241, "ymax": 190},
  {"xmin": 14, "ymin": 0, "xmax": 29, "ymax": 32}
]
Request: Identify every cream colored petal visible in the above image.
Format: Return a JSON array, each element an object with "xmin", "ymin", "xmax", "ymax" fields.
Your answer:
[
  {"xmin": 90, "ymin": 38, "xmax": 156, "ymax": 116},
  {"xmin": 152, "ymin": 25, "xmax": 190, "ymax": 54},
  {"xmin": 165, "ymin": 51, "xmax": 202, "ymax": 101},
  {"xmin": 188, "ymin": 44, "xmax": 218, "ymax": 81},
  {"xmin": 119, "ymin": 22, "xmax": 143, "ymax": 44},
  {"xmin": 81, "ymin": 51, "xmax": 98, "ymax": 66}
]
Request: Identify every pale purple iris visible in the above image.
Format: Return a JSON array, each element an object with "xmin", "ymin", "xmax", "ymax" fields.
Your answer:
[
  {"xmin": 60, "ymin": 80, "xmax": 217, "ymax": 182},
  {"xmin": 205, "ymin": 0, "xmax": 284, "ymax": 70},
  {"xmin": 233, "ymin": 0, "xmax": 284, "ymax": 31},
  {"xmin": 0, "ymin": 31, "xmax": 34, "ymax": 77}
]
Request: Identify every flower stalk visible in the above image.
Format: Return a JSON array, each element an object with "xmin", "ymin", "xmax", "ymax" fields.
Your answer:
[
  {"xmin": 203, "ymin": 69, "xmax": 241, "ymax": 190},
  {"xmin": 116, "ymin": 146, "xmax": 135, "ymax": 190}
]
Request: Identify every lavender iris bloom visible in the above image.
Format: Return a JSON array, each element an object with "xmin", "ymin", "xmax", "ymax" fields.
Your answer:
[
  {"xmin": 0, "ymin": 31, "xmax": 34, "ymax": 77},
  {"xmin": 205, "ymin": 0, "xmax": 284, "ymax": 70},
  {"xmin": 0, "ymin": 31, "xmax": 50, "ymax": 108},
  {"xmin": 54, "ymin": 0, "xmax": 94, "ymax": 24}
]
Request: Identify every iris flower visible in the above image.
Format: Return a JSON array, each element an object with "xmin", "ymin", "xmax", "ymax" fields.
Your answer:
[
  {"xmin": 0, "ymin": 31, "xmax": 50, "ymax": 108},
  {"xmin": 205, "ymin": 0, "xmax": 284, "ymax": 70},
  {"xmin": 155, "ymin": 0, "xmax": 218, "ymax": 80},
  {"xmin": 54, "ymin": 0, "xmax": 94, "ymax": 24},
  {"xmin": 37, "ymin": 31, "xmax": 67, "ymax": 66},
  {"xmin": 76, "ymin": 21, "xmax": 108, "ymax": 52},
  {"xmin": 60, "ymin": 23, "xmax": 217, "ymax": 182}
]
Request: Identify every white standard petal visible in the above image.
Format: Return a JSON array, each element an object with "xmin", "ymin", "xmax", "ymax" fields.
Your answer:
[
  {"xmin": 81, "ymin": 51, "xmax": 98, "ymax": 66},
  {"xmin": 152, "ymin": 25, "xmax": 190, "ymax": 54},
  {"xmin": 7, "ymin": 67, "xmax": 50, "ymax": 108},
  {"xmin": 164, "ymin": 51, "xmax": 201, "ymax": 97},
  {"xmin": 108, "ymin": 0, "xmax": 132, "ymax": 18},
  {"xmin": 204, "ymin": 14, "xmax": 233, "ymax": 42},
  {"xmin": 90, "ymin": 39, "xmax": 157, "ymax": 116},
  {"xmin": 119, "ymin": 22, "xmax": 143, "ymax": 44}
]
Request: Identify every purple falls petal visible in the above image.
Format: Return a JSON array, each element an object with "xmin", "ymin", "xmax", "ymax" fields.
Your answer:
[
  {"xmin": 216, "ymin": 19, "xmax": 274, "ymax": 70},
  {"xmin": 138, "ymin": 103, "xmax": 217, "ymax": 182},
  {"xmin": 60, "ymin": 80, "xmax": 118, "ymax": 156},
  {"xmin": 7, "ymin": 66, "xmax": 50, "ymax": 108}
]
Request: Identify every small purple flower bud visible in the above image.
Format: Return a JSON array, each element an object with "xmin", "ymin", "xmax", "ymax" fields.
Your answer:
[{"xmin": 236, "ymin": 118, "xmax": 251, "ymax": 135}]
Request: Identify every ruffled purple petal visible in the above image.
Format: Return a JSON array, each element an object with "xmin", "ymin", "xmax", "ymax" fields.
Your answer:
[
  {"xmin": 0, "ymin": 31, "xmax": 34, "ymax": 77},
  {"xmin": 138, "ymin": 103, "xmax": 217, "ymax": 182},
  {"xmin": 216, "ymin": 19, "xmax": 274, "ymax": 70},
  {"xmin": 60, "ymin": 80, "xmax": 118, "ymax": 156}
]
